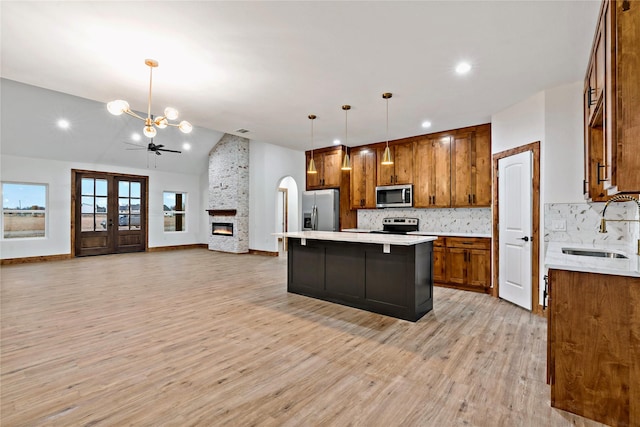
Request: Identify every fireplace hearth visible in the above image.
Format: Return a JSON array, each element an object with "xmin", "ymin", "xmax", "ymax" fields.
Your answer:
[{"xmin": 212, "ymin": 222, "xmax": 234, "ymax": 236}]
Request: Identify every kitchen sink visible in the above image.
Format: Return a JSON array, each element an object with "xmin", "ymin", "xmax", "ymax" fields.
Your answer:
[{"xmin": 561, "ymin": 248, "xmax": 628, "ymax": 259}]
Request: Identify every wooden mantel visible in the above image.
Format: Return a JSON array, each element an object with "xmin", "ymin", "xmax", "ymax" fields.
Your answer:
[{"xmin": 207, "ymin": 209, "xmax": 237, "ymax": 216}]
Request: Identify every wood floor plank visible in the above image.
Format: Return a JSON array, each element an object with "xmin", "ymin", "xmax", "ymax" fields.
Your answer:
[{"xmin": 1, "ymin": 249, "xmax": 605, "ymax": 426}]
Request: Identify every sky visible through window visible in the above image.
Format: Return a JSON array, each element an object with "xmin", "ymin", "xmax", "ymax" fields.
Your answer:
[{"xmin": 2, "ymin": 183, "xmax": 46, "ymax": 209}]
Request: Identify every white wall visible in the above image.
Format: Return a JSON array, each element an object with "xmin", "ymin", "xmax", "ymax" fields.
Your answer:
[
  {"xmin": 491, "ymin": 81, "xmax": 583, "ymax": 306},
  {"xmin": 544, "ymin": 81, "xmax": 584, "ymax": 203},
  {"xmin": 1, "ymin": 154, "xmax": 204, "ymax": 259},
  {"xmin": 249, "ymin": 140, "xmax": 305, "ymax": 252}
]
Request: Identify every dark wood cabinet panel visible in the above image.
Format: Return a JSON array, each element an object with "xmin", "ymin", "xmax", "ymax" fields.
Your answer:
[
  {"xmin": 451, "ymin": 128, "xmax": 491, "ymax": 207},
  {"xmin": 548, "ymin": 268, "xmax": 640, "ymax": 427},
  {"xmin": 436, "ymin": 236, "xmax": 491, "ymax": 293},
  {"xmin": 306, "ymin": 147, "xmax": 343, "ymax": 190},
  {"xmin": 376, "ymin": 142, "xmax": 414, "ymax": 186},
  {"xmin": 350, "ymin": 148, "xmax": 377, "ymax": 209},
  {"xmin": 287, "ymin": 238, "xmax": 433, "ymax": 322},
  {"xmin": 414, "ymin": 137, "xmax": 451, "ymax": 208},
  {"xmin": 584, "ymin": 0, "xmax": 640, "ymax": 196}
]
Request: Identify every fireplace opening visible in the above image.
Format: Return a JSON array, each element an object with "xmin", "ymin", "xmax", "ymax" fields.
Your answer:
[{"xmin": 212, "ymin": 222, "xmax": 234, "ymax": 236}]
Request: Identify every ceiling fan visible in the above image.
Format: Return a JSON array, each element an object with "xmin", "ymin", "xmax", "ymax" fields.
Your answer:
[{"xmin": 124, "ymin": 139, "xmax": 181, "ymax": 155}]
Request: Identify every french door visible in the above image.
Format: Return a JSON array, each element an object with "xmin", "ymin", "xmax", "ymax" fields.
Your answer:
[{"xmin": 73, "ymin": 170, "xmax": 147, "ymax": 256}]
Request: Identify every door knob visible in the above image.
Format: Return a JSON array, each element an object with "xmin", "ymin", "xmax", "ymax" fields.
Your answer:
[{"xmin": 519, "ymin": 236, "xmax": 529, "ymax": 242}]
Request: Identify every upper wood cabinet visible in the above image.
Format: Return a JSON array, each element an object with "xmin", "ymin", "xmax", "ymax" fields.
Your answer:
[
  {"xmin": 305, "ymin": 146, "xmax": 344, "ymax": 190},
  {"xmin": 414, "ymin": 136, "xmax": 451, "ymax": 208},
  {"xmin": 376, "ymin": 142, "xmax": 414, "ymax": 186},
  {"xmin": 584, "ymin": 0, "xmax": 640, "ymax": 197},
  {"xmin": 350, "ymin": 147, "xmax": 377, "ymax": 209},
  {"xmin": 614, "ymin": 0, "xmax": 640, "ymax": 193},
  {"xmin": 451, "ymin": 127, "xmax": 491, "ymax": 207}
]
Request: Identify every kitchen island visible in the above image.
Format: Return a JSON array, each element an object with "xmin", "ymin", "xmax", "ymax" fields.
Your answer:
[{"xmin": 279, "ymin": 231, "xmax": 437, "ymax": 321}]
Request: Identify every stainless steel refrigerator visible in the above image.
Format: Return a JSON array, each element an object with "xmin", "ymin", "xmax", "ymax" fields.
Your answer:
[{"xmin": 302, "ymin": 189, "xmax": 339, "ymax": 231}]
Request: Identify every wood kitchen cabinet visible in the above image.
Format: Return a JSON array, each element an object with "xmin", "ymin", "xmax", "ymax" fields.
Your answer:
[
  {"xmin": 450, "ymin": 127, "xmax": 491, "ymax": 207},
  {"xmin": 306, "ymin": 146, "xmax": 343, "ymax": 190},
  {"xmin": 433, "ymin": 236, "xmax": 491, "ymax": 293},
  {"xmin": 547, "ymin": 268, "xmax": 640, "ymax": 427},
  {"xmin": 432, "ymin": 238, "xmax": 446, "ymax": 283},
  {"xmin": 584, "ymin": 0, "xmax": 640, "ymax": 197},
  {"xmin": 414, "ymin": 136, "xmax": 451, "ymax": 208},
  {"xmin": 376, "ymin": 142, "xmax": 414, "ymax": 186},
  {"xmin": 350, "ymin": 147, "xmax": 377, "ymax": 209}
]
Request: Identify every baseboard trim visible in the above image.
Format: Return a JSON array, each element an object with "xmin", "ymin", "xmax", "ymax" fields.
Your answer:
[
  {"xmin": 248, "ymin": 249, "xmax": 279, "ymax": 257},
  {"xmin": 1, "ymin": 253, "xmax": 72, "ymax": 265},
  {"xmin": 148, "ymin": 244, "xmax": 208, "ymax": 252}
]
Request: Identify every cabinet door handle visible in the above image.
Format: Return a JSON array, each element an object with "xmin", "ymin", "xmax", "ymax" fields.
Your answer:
[
  {"xmin": 583, "ymin": 179, "xmax": 588, "ymax": 194},
  {"xmin": 468, "ymin": 194, "xmax": 471, "ymax": 204},
  {"xmin": 597, "ymin": 162, "xmax": 609, "ymax": 183},
  {"xmin": 588, "ymin": 87, "xmax": 596, "ymax": 106},
  {"xmin": 433, "ymin": 195, "xmax": 436, "ymax": 204},
  {"xmin": 472, "ymin": 194, "xmax": 476, "ymax": 204}
]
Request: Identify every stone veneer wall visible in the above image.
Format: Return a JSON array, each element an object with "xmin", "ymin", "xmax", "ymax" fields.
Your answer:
[
  {"xmin": 544, "ymin": 201, "xmax": 639, "ymax": 247},
  {"xmin": 208, "ymin": 134, "xmax": 249, "ymax": 253},
  {"xmin": 357, "ymin": 208, "xmax": 492, "ymax": 234}
]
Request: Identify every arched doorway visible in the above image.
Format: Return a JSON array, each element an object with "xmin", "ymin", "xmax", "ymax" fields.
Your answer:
[{"xmin": 276, "ymin": 176, "xmax": 299, "ymax": 254}]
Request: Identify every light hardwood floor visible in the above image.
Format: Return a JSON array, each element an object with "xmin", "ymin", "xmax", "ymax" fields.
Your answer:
[{"xmin": 1, "ymin": 249, "xmax": 604, "ymax": 426}]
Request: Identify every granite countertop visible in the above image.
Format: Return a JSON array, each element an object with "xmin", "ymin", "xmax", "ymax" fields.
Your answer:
[
  {"xmin": 341, "ymin": 229, "xmax": 491, "ymax": 238},
  {"xmin": 545, "ymin": 241, "xmax": 640, "ymax": 278},
  {"xmin": 276, "ymin": 231, "xmax": 437, "ymax": 246}
]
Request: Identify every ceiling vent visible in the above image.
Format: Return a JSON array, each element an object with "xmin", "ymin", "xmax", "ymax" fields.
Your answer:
[{"xmin": 235, "ymin": 128, "xmax": 250, "ymax": 134}]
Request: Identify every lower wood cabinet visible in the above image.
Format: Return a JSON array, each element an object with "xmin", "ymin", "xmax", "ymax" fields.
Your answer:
[
  {"xmin": 547, "ymin": 269, "xmax": 640, "ymax": 427},
  {"xmin": 433, "ymin": 236, "xmax": 491, "ymax": 293}
]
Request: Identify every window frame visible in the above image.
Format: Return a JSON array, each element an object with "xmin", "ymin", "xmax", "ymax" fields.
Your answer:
[
  {"xmin": 162, "ymin": 191, "xmax": 187, "ymax": 233},
  {"xmin": 1, "ymin": 181, "xmax": 49, "ymax": 240}
]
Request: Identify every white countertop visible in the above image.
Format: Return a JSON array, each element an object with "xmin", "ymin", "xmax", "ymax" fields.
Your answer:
[
  {"xmin": 341, "ymin": 229, "xmax": 491, "ymax": 238},
  {"xmin": 545, "ymin": 241, "xmax": 640, "ymax": 278},
  {"xmin": 276, "ymin": 231, "xmax": 437, "ymax": 246}
]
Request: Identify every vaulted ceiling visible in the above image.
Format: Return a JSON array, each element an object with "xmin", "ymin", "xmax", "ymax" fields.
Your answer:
[{"xmin": 1, "ymin": 1, "xmax": 600, "ymax": 173}]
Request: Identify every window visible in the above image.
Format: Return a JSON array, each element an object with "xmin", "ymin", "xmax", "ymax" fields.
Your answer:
[
  {"xmin": 2, "ymin": 182, "xmax": 47, "ymax": 239},
  {"xmin": 163, "ymin": 192, "xmax": 186, "ymax": 232}
]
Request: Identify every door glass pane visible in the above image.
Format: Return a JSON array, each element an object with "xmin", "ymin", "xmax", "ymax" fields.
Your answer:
[
  {"xmin": 130, "ymin": 215, "xmax": 141, "ymax": 229},
  {"xmin": 95, "ymin": 179, "xmax": 108, "ymax": 197},
  {"xmin": 96, "ymin": 214, "xmax": 107, "ymax": 231},
  {"xmin": 131, "ymin": 182, "xmax": 141, "ymax": 198},
  {"xmin": 119, "ymin": 198, "xmax": 130, "ymax": 214},
  {"xmin": 130, "ymin": 198, "xmax": 141, "ymax": 214},
  {"xmin": 81, "ymin": 178, "xmax": 94, "ymax": 196},
  {"xmin": 95, "ymin": 197, "xmax": 107, "ymax": 232},
  {"xmin": 118, "ymin": 214, "xmax": 129, "ymax": 230},
  {"xmin": 119, "ymin": 181, "xmax": 129, "ymax": 197}
]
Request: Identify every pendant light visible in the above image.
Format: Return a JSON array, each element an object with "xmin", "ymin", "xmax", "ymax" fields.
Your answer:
[
  {"xmin": 341, "ymin": 105, "xmax": 352, "ymax": 170},
  {"xmin": 381, "ymin": 92, "xmax": 394, "ymax": 165},
  {"xmin": 307, "ymin": 114, "xmax": 317, "ymax": 174}
]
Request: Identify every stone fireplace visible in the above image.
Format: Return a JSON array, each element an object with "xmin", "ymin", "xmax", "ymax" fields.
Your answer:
[{"xmin": 208, "ymin": 134, "xmax": 249, "ymax": 253}]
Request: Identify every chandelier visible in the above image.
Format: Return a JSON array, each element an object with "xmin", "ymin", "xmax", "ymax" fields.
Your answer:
[{"xmin": 107, "ymin": 59, "xmax": 192, "ymax": 138}]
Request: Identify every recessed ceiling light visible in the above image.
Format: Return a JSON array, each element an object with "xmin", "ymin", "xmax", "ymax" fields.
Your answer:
[
  {"xmin": 455, "ymin": 61, "xmax": 472, "ymax": 75},
  {"xmin": 422, "ymin": 121, "xmax": 432, "ymax": 129},
  {"xmin": 131, "ymin": 133, "xmax": 141, "ymax": 141},
  {"xmin": 182, "ymin": 142, "xmax": 191, "ymax": 151},
  {"xmin": 57, "ymin": 119, "xmax": 70, "ymax": 129},
  {"xmin": 333, "ymin": 139, "xmax": 341, "ymax": 145}
]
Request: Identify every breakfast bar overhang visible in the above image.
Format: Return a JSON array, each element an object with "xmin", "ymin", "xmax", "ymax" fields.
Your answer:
[{"xmin": 280, "ymin": 231, "xmax": 437, "ymax": 322}]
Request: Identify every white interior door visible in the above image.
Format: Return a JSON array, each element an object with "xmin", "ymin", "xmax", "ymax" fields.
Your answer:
[{"xmin": 498, "ymin": 151, "xmax": 532, "ymax": 310}]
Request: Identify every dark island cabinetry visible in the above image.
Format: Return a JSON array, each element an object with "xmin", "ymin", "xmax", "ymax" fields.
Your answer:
[{"xmin": 287, "ymin": 238, "xmax": 434, "ymax": 322}]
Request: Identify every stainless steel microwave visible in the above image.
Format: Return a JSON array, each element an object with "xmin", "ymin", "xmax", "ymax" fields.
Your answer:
[{"xmin": 375, "ymin": 184, "xmax": 413, "ymax": 208}]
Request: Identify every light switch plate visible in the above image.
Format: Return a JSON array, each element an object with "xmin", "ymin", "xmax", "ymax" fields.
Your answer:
[{"xmin": 551, "ymin": 219, "xmax": 566, "ymax": 231}]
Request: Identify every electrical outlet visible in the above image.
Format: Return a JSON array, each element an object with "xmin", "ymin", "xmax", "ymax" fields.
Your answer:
[{"xmin": 551, "ymin": 219, "xmax": 566, "ymax": 231}]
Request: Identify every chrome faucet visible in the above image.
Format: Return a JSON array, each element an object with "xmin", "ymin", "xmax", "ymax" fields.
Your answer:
[{"xmin": 599, "ymin": 194, "xmax": 640, "ymax": 255}]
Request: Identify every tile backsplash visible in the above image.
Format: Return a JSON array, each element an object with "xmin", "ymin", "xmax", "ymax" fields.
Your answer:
[
  {"xmin": 544, "ymin": 201, "xmax": 639, "ymax": 246},
  {"xmin": 357, "ymin": 208, "xmax": 492, "ymax": 234}
]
